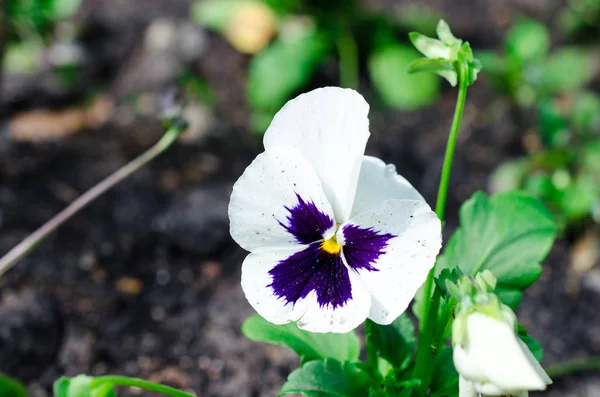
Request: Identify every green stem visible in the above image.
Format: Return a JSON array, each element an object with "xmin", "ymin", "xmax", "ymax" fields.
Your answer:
[
  {"xmin": 0, "ymin": 126, "xmax": 181, "ymax": 278},
  {"xmin": 365, "ymin": 319, "xmax": 379, "ymax": 369},
  {"xmin": 91, "ymin": 376, "xmax": 195, "ymax": 397},
  {"xmin": 336, "ymin": 22, "xmax": 359, "ymax": 90},
  {"xmin": 413, "ymin": 62, "xmax": 469, "ymax": 395},
  {"xmin": 545, "ymin": 357, "xmax": 600, "ymax": 379}
]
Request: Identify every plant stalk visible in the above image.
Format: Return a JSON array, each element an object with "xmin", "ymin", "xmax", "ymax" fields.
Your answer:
[
  {"xmin": 91, "ymin": 376, "xmax": 196, "ymax": 397},
  {"xmin": 413, "ymin": 62, "xmax": 469, "ymax": 395},
  {"xmin": 546, "ymin": 356, "xmax": 600, "ymax": 379},
  {"xmin": 0, "ymin": 126, "xmax": 181, "ymax": 278}
]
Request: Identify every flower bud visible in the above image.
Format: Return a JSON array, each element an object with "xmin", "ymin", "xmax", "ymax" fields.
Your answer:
[{"xmin": 451, "ymin": 272, "xmax": 552, "ymax": 396}]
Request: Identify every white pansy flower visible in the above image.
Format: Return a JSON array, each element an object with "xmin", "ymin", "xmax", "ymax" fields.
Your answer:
[
  {"xmin": 451, "ymin": 272, "xmax": 552, "ymax": 396},
  {"xmin": 229, "ymin": 87, "xmax": 441, "ymax": 333}
]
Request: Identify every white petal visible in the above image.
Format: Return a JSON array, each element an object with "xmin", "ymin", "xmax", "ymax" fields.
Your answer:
[
  {"xmin": 351, "ymin": 156, "xmax": 426, "ymax": 218},
  {"xmin": 229, "ymin": 146, "xmax": 334, "ymax": 252},
  {"xmin": 337, "ymin": 199, "xmax": 442, "ymax": 324},
  {"xmin": 263, "ymin": 87, "xmax": 370, "ymax": 223},
  {"xmin": 458, "ymin": 376, "xmax": 478, "ymax": 397},
  {"xmin": 297, "ymin": 270, "xmax": 371, "ymax": 333},
  {"xmin": 466, "ymin": 313, "xmax": 552, "ymax": 391},
  {"xmin": 241, "ymin": 249, "xmax": 309, "ymax": 324}
]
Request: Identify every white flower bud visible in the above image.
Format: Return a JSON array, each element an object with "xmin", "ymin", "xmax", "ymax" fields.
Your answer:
[{"xmin": 453, "ymin": 309, "xmax": 551, "ymax": 396}]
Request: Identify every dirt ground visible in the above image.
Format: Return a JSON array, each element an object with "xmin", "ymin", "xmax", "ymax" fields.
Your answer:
[{"xmin": 0, "ymin": 0, "xmax": 599, "ymax": 396}]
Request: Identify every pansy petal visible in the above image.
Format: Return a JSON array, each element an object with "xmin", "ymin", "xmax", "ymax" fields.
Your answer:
[
  {"xmin": 229, "ymin": 146, "xmax": 335, "ymax": 252},
  {"xmin": 263, "ymin": 87, "xmax": 370, "ymax": 223},
  {"xmin": 241, "ymin": 248, "xmax": 309, "ymax": 324},
  {"xmin": 351, "ymin": 156, "xmax": 425, "ymax": 218},
  {"xmin": 297, "ymin": 270, "xmax": 371, "ymax": 333},
  {"xmin": 337, "ymin": 199, "xmax": 441, "ymax": 324},
  {"xmin": 241, "ymin": 244, "xmax": 371, "ymax": 333}
]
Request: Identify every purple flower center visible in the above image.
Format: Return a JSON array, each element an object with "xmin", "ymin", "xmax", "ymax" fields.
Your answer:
[{"xmin": 268, "ymin": 193, "xmax": 395, "ymax": 309}]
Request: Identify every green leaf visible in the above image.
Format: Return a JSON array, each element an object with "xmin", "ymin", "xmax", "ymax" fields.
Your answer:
[
  {"xmin": 49, "ymin": 0, "xmax": 82, "ymax": 19},
  {"xmin": 429, "ymin": 347, "xmax": 458, "ymax": 397},
  {"xmin": 247, "ymin": 31, "xmax": 329, "ymax": 112},
  {"xmin": 407, "ymin": 58, "xmax": 453, "ymax": 73},
  {"xmin": 519, "ymin": 334, "xmax": 544, "ymax": 363},
  {"xmin": 539, "ymin": 47, "xmax": 595, "ymax": 94},
  {"xmin": 191, "ymin": 0, "xmax": 240, "ymax": 31},
  {"xmin": 559, "ymin": 173, "xmax": 599, "ymax": 221},
  {"xmin": 280, "ymin": 359, "xmax": 372, "ymax": 397},
  {"xmin": 435, "ymin": 191, "xmax": 557, "ymax": 308},
  {"xmin": 242, "ymin": 314, "xmax": 360, "ymax": 363},
  {"xmin": 436, "ymin": 20, "xmax": 459, "ymax": 45},
  {"xmin": 408, "ymin": 32, "xmax": 451, "ymax": 60},
  {"xmin": 368, "ymin": 44, "xmax": 440, "ymax": 109},
  {"xmin": 572, "ymin": 91, "xmax": 600, "ymax": 133},
  {"xmin": 0, "ymin": 373, "xmax": 27, "ymax": 397},
  {"xmin": 365, "ymin": 315, "xmax": 416, "ymax": 371},
  {"xmin": 489, "ymin": 159, "xmax": 529, "ymax": 194},
  {"xmin": 53, "ymin": 376, "xmax": 115, "ymax": 397},
  {"xmin": 504, "ymin": 18, "xmax": 550, "ymax": 62}
]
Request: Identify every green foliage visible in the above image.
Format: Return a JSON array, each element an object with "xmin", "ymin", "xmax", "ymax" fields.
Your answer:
[
  {"xmin": 538, "ymin": 48, "xmax": 595, "ymax": 95},
  {"xmin": 54, "ymin": 376, "xmax": 115, "ymax": 397},
  {"xmin": 279, "ymin": 359, "xmax": 372, "ymax": 397},
  {"xmin": 190, "ymin": 0, "xmax": 240, "ymax": 32},
  {"xmin": 429, "ymin": 347, "xmax": 458, "ymax": 397},
  {"xmin": 480, "ymin": 17, "xmax": 595, "ymax": 107},
  {"xmin": 247, "ymin": 31, "xmax": 330, "ymax": 113},
  {"xmin": 504, "ymin": 18, "xmax": 550, "ymax": 62},
  {"xmin": 365, "ymin": 315, "xmax": 416, "ymax": 372},
  {"xmin": 0, "ymin": 373, "xmax": 27, "ymax": 397},
  {"xmin": 435, "ymin": 191, "xmax": 557, "ymax": 308},
  {"xmin": 242, "ymin": 314, "xmax": 361, "ymax": 363},
  {"xmin": 368, "ymin": 43, "xmax": 439, "ymax": 109}
]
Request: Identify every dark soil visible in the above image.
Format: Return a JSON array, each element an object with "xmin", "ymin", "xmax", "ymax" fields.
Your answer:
[{"xmin": 0, "ymin": 0, "xmax": 599, "ymax": 396}]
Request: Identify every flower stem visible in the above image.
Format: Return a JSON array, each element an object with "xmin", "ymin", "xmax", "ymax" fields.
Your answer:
[
  {"xmin": 545, "ymin": 357, "xmax": 600, "ymax": 379},
  {"xmin": 0, "ymin": 126, "xmax": 182, "ymax": 278},
  {"xmin": 337, "ymin": 22, "xmax": 359, "ymax": 90},
  {"xmin": 91, "ymin": 376, "xmax": 196, "ymax": 397},
  {"xmin": 413, "ymin": 62, "xmax": 469, "ymax": 395}
]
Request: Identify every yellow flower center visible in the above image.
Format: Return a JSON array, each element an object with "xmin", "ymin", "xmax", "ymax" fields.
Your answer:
[{"xmin": 321, "ymin": 236, "xmax": 342, "ymax": 255}]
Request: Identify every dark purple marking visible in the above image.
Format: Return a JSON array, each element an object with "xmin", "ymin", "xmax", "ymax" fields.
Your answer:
[
  {"xmin": 342, "ymin": 224, "xmax": 395, "ymax": 272},
  {"xmin": 278, "ymin": 193, "xmax": 334, "ymax": 244},
  {"xmin": 269, "ymin": 242, "xmax": 352, "ymax": 309}
]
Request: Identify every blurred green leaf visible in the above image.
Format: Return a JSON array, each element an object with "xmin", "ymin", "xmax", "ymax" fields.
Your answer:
[
  {"xmin": 3, "ymin": 40, "xmax": 44, "ymax": 75},
  {"xmin": 369, "ymin": 43, "xmax": 439, "ymax": 109},
  {"xmin": 49, "ymin": 0, "xmax": 82, "ymax": 19},
  {"xmin": 489, "ymin": 159, "xmax": 529, "ymax": 194},
  {"xmin": 573, "ymin": 91, "xmax": 600, "ymax": 134},
  {"xmin": 539, "ymin": 47, "xmax": 595, "ymax": 94},
  {"xmin": 408, "ymin": 58, "xmax": 453, "ymax": 74},
  {"xmin": 247, "ymin": 31, "xmax": 329, "ymax": 113},
  {"xmin": 408, "ymin": 32, "xmax": 451, "ymax": 60},
  {"xmin": 280, "ymin": 359, "xmax": 372, "ymax": 397},
  {"xmin": 365, "ymin": 315, "xmax": 416, "ymax": 372},
  {"xmin": 0, "ymin": 373, "xmax": 27, "ymax": 397},
  {"xmin": 436, "ymin": 20, "xmax": 459, "ymax": 45},
  {"xmin": 505, "ymin": 18, "xmax": 550, "ymax": 62},
  {"xmin": 559, "ymin": 173, "xmax": 599, "ymax": 221},
  {"xmin": 53, "ymin": 375, "xmax": 115, "ymax": 397},
  {"xmin": 581, "ymin": 140, "xmax": 600, "ymax": 173},
  {"xmin": 191, "ymin": 0, "xmax": 240, "ymax": 31},
  {"xmin": 242, "ymin": 314, "xmax": 360, "ymax": 364},
  {"xmin": 537, "ymin": 99, "xmax": 570, "ymax": 147}
]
